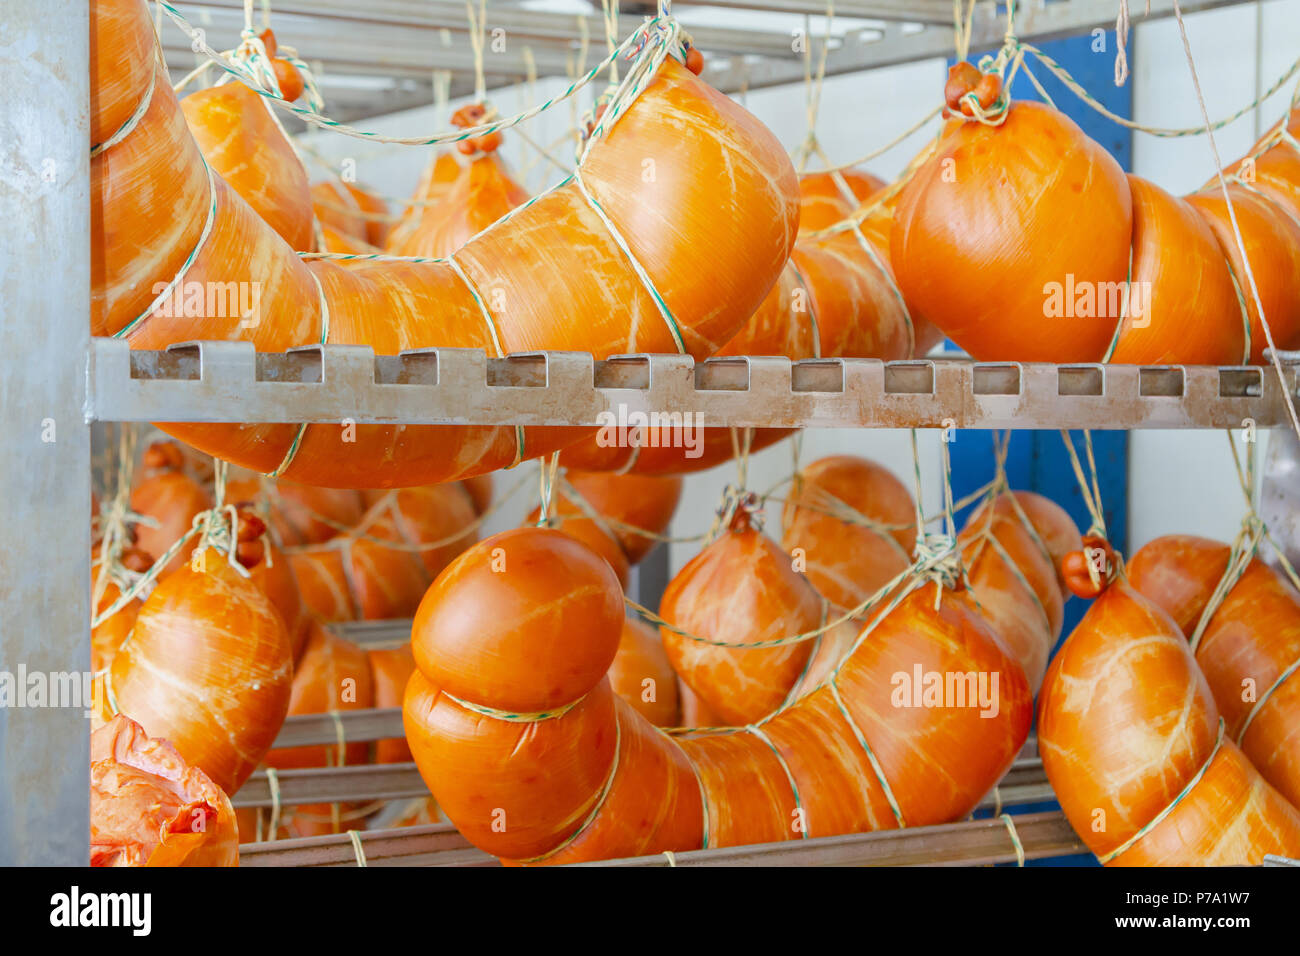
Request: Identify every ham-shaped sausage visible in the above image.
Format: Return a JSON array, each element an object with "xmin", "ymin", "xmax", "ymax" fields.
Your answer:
[
  {"xmin": 1129, "ymin": 535, "xmax": 1300, "ymax": 810},
  {"xmin": 404, "ymin": 526, "xmax": 1031, "ymax": 864},
  {"xmin": 96, "ymin": 546, "xmax": 294, "ymax": 794},
  {"xmin": 1039, "ymin": 559, "xmax": 1300, "ymax": 864}
]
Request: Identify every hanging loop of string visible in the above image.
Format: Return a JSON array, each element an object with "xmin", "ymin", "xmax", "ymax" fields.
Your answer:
[
  {"xmin": 172, "ymin": 0, "xmax": 328, "ymax": 113},
  {"xmin": 1115, "ymin": 0, "xmax": 1132, "ymax": 87},
  {"xmin": 1058, "ymin": 429, "xmax": 1118, "ymax": 595},
  {"xmin": 600, "ymin": 0, "xmax": 621, "ymax": 84},
  {"xmin": 91, "ymin": 459, "xmax": 260, "ymax": 629},
  {"xmin": 1114, "ymin": 0, "xmax": 1152, "ymax": 88},
  {"xmin": 93, "ymin": 425, "xmax": 149, "ymax": 621},
  {"xmin": 1058, "ymin": 430, "xmax": 1107, "ymax": 542},
  {"xmin": 908, "ymin": 429, "xmax": 965, "ymax": 602},
  {"xmin": 465, "ymin": 0, "xmax": 489, "ymax": 105},
  {"xmin": 705, "ymin": 484, "xmax": 763, "ymax": 546},
  {"xmin": 801, "ymin": 18, "xmax": 1300, "ymax": 245},
  {"xmin": 534, "ymin": 453, "xmax": 563, "ymax": 527},
  {"xmin": 792, "ymin": 1, "xmax": 835, "ymax": 174}
]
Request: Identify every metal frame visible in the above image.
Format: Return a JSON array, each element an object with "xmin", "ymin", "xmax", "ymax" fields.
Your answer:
[
  {"xmin": 234, "ymin": 763, "xmax": 432, "ymax": 808},
  {"xmin": 0, "ymin": 0, "xmax": 91, "ymax": 866},
  {"xmin": 238, "ymin": 809, "xmax": 1083, "ymax": 867},
  {"xmin": 162, "ymin": 0, "xmax": 1259, "ymax": 117},
  {"xmin": 230, "ymin": 756, "xmax": 1050, "ymax": 814},
  {"xmin": 270, "ymin": 708, "xmax": 405, "ymax": 750},
  {"xmin": 88, "ymin": 340, "xmax": 1300, "ymax": 430},
  {"xmin": 1262, "ymin": 426, "xmax": 1300, "ymax": 572},
  {"xmin": 706, "ymin": 0, "xmax": 1254, "ymax": 93},
  {"xmin": 232, "ymin": 755, "xmax": 1062, "ymax": 865},
  {"xmin": 586, "ymin": 810, "xmax": 1084, "ymax": 866}
]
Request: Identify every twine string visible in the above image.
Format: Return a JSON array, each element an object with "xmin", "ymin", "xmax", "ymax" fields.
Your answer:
[
  {"xmin": 466, "ymin": 0, "xmax": 488, "ymax": 104},
  {"xmin": 348, "ymin": 830, "xmax": 368, "ymax": 866},
  {"xmin": 1097, "ymin": 719, "xmax": 1226, "ymax": 865},
  {"xmin": 1000, "ymin": 813, "xmax": 1026, "ymax": 866},
  {"xmin": 516, "ymin": 713, "xmax": 623, "ymax": 863}
]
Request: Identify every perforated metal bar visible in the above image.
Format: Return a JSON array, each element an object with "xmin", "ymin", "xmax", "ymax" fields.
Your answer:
[{"xmin": 86, "ymin": 339, "xmax": 1299, "ymax": 430}]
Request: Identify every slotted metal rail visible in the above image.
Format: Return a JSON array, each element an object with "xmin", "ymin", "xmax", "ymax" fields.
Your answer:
[{"xmin": 87, "ymin": 339, "xmax": 1300, "ymax": 430}]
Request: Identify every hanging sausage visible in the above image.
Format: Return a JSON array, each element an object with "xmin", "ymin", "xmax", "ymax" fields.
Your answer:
[
  {"xmin": 1186, "ymin": 185, "xmax": 1300, "ymax": 364},
  {"xmin": 386, "ymin": 103, "xmax": 528, "ymax": 258},
  {"xmin": 384, "ymin": 152, "xmax": 462, "ymax": 253},
  {"xmin": 287, "ymin": 483, "xmax": 478, "ymax": 622},
  {"xmin": 95, "ymin": 526, "xmax": 295, "ymax": 795},
  {"xmin": 660, "ymin": 501, "xmax": 825, "ymax": 725},
  {"xmin": 225, "ymin": 470, "xmax": 367, "ymax": 547},
  {"xmin": 966, "ymin": 490, "xmax": 1083, "ymax": 599},
  {"xmin": 404, "ymin": 524, "xmax": 1031, "ymax": 864},
  {"xmin": 556, "ymin": 167, "xmax": 919, "ymax": 477},
  {"xmin": 609, "ymin": 617, "xmax": 681, "ymax": 727},
  {"xmin": 893, "ymin": 61, "xmax": 1300, "ymax": 365},
  {"xmin": 236, "ymin": 510, "xmax": 312, "ymax": 661},
  {"xmin": 525, "ymin": 470, "xmax": 683, "ymax": 581},
  {"xmin": 527, "ymin": 496, "xmax": 630, "ymax": 588},
  {"xmin": 312, "ymin": 181, "xmax": 392, "ymax": 250},
  {"xmin": 1128, "ymin": 534, "xmax": 1300, "ymax": 809},
  {"xmin": 129, "ymin": 441, "xmax": 213, "ymax": 575},
  {"xmin": 369, "ymin": 643, "xmax": 418, "ymax": 764},
  {"xmin": 892, "ymin": 67, "xmax": 1132, "ymax": 363},
  {"xmin": 257, "ymin": 623, "xmax": 376, "ymax": 839},
  {"xmin": 780, "ymin": 455, "xmax": 916, "ymax": 613},
  {"xmin": 957, "ymin": 500, "xmax": 1065, "ymax": 693},
  {"xmin": 1108, "ymin": 177, "xmax": 1246, "ymax": 365},
  {"xmin": 93, "ymin": 0, "xmax": 799, "ymax": 489},
  {"xmin": 180, "ymin": 36, "xmax": 314, "ymax": 251},
  {"xmin": 1038, "ymin": 562, "xmax": 1300, "ymax": 864}
]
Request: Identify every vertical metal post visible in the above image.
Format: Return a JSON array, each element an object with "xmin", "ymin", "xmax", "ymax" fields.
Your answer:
[
  {"xmin": 0, "ymin": 0, "xmax": 91, "ymax": 863},
  {"xmin": 1261, "ymin": 427, "xmax": 1300, "ymax": 573}
]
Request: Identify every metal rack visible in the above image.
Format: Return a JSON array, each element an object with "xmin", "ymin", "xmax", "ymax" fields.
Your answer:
[
  {"xmin": 270, "ymin": 707, "xmax": 405, "ymax": 749},
  {"xmin": 0, "ymin": 0, "xmax": 1289, "ymax": 866},
  {"xmin": 160, "ymin": 0, "xmax": 1255, "ymax": 119},
  {"xmin": 231, "ymin": 751, "xmax": 1052, "ymax": 814},
  {"xmin": 88, "ymin": 341, "xmax": 1300, "ymax": 430},
  {"xmin": 234, "ymin": 746, "xmax": 1067, "ymax": 866},
  {"xmin": 240, "ymin": 811, "xmax": 1084, "ymax": 867}
]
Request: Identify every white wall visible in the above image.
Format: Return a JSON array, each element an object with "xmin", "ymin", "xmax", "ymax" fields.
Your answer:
[
  {"xmin": 1127, "ymin": 1, "xmax": 1296, "ymax": 549},
  {"xmin": 301, "ymin": 2, "xmax": 1296, "ymax": 573}
]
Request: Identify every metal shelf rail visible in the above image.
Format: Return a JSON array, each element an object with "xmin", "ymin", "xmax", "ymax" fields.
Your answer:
[
  {"xmin": 239, "ymin": 810, "xmax": 1084, "ymax": 867},
  {"xmin": 270, "ymin": 707, "xmax": 406, "ymax": 750},
  {"xmin": 160, "ymin": 0, "xmax": 1258, "ymax": 118},
  {"xmin": 89, "ymin": 339, "xmax": 1300, "ymax": 430},
  {"xmin": 241, "ymin": 716, "xmax": 1058, "ymax": 867},
  {"xmin": 232, "ymin": 756, "xmax": 1053, "ymax": 815}
]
